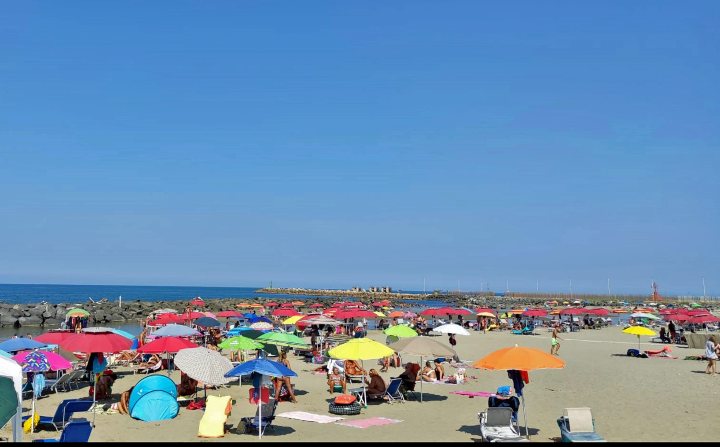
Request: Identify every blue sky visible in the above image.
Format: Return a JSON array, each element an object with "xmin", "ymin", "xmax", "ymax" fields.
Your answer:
[{"xmin": 1, "ymin": 1, "xmax": 718, "ymax": 295}]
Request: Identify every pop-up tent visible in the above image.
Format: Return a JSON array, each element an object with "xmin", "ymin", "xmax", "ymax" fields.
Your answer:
[
  {"xmin": 0, "ymin": 356, "xmax": 23, "ymax": 441},
  {"xmin": 128, "ymin": 374, "xmax": 179, "ymax": 422}
]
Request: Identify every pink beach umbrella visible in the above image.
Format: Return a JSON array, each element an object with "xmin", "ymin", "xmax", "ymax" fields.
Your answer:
[{"xmin": 12, "ymin": 350, "xmax": 72, "ymax": 371}]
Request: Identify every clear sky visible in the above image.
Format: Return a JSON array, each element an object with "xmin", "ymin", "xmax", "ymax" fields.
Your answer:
[{"xmin": 1, "ymin": 1, "xmax": 718, "ymax": 296}]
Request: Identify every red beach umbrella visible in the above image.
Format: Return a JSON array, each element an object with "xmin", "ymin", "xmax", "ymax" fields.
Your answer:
[
  {"xmin": 272, "ymin": 308, "xmax": 302, "ymax": 317},
  {"xmin": 666, "ymin": 314, "xmax": 690, "ymax": 322},
  {"xmin": 34, "ymin": 331, "xmax": 75, "ymax": 345},
  {"xmin": 217, "ymin": 310, "xmax": 243, "ymax": 318},
  {"xmin": 59, "ymin": 331, "xmax": 132, "ymax": 353},
  {"xmin": 522, "ymin": 309, "xmax": 548, "ymax": 317},
  {"xmin": 419, "ymin": 308, "xmax": 447, "ymax": 317},
  {"xmin": 333, "ymin": 309, "xmax": 378, "ymax": 320},
  {"xmin": 309, "ymin": 303, "xmax": 324, "ymax": 308},
  {"xmin": 560, "ymin": 308, "xmax": 584, "ymax": 315},
  {"xmin": 190, "ymin": 297, "xmax": 205, "ymax": 307},
  {"xmin": 183, "ymin": 311, "xmax": 206, "ymax": 320},
  {"xmin": 586, "ymin": 308, "xmax": 610, "ymax": 316},
  {"xmin": 687, "ymin": 315, "xmax": 719, "ymax": 324},
  {"xmin": 137, "ymin": 336, "xmax": 198, "ymax": 354},
  {"xmin": 265, "ymin": 302, "xmax": 279, "ymax": 308}
]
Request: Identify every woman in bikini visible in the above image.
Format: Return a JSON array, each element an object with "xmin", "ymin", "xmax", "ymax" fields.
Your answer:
[
  {"xmin": 420, "ymin": 361, "xmax": 436, "ymax": 382},
  {"xmin": 327, "ymin": 366, "xmax": 347, "ymax": 394}
]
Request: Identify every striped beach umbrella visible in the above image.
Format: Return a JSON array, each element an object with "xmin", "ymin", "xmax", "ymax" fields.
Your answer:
[{"xmin": 174, "ymin": 347, "xmax": 233, "ymax": 386}]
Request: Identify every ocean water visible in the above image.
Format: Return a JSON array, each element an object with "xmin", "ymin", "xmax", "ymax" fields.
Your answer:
[{"xmin": 0, "ymin": 283, "xmax": 428, "ymax": 305}]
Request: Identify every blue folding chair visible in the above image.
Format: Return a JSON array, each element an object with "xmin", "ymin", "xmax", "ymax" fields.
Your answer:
[
  {"xmin": 23, "ymin": 399, "xmax": 94, "ymax": 431},
  {"xmin": 33, "ymin": 418, "xmax": 93, "ymax": 442}
]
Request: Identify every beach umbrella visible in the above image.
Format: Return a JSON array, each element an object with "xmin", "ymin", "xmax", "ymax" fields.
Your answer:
[
  {"xmin": 272, "ymin": 308, "xmax": 302, "ymax": 317},
  {"xmin": 195, "ymin": 317, "xmax": 221, "ymax": 328},
  {"xmin": 0, "ymin": 356, "xmax": 22, "ymax": 442},
  {"xmin": 300, "ymin": 315, "xmax": 342, "ymax": 326},
  {"xmin": 265, "ymin": 302, "xmax": 279, "ymax": 308},
  {"xmin": 257, "ymin": 331, "xmax": 309, "ymax": 349},
  {"xmin": 665, "ymin": 314, "xmax": 690, "ymax": 322},
  {"xmin": 0, "ymin": 338, "xmax": 46, "ymax": 353},
  {"xmin": 630, "ymin": 312, "xmax": 660, "ymax": 320},
  {"xmin": 33, "ymin": 331, "xmax": 74, "ymax": 345},
  {"xmin": 472, "ymin": 345, "xmax": 566, "ymax": 439},
  {"xmin": 217, "ymin": 310, "xmax": 244, "ymax": 318},
  {"xmin": 190, "ymin": 297, "xmax": 205, "ymax": 307},
  {"xmin": 687, "ymin": 315, "xmax": 720, "ymax": 324},
  {"xmin": 219, "ymin": 336, "xmax": 264, "ymax": 351},
  {"xmin": 0, "ymin": 350, "xmax": 11, "ymax": 359},
  {"xmin": 12, "ymin": 350, "xmax": 71, "ymax": 372},
  {"xmin": 248, "ymin": 315, "xmax": 273, "ymax": 324},
  {"xmin": 388, "ymin": 311, "xmax": 404, "ymax": 318},
  {"xmin": 137, "ymin": 337, "xmax": 198, "ymax": 374},
  {"xmin": 329, "ymin": 338, "xmax": 394, "ymax": 407},
  {"xmin": 475, "ymin": 308, "xmax": 497, "ymax": 315},
  {"xmin": 174, "ymin": 347, "xmax": 233, "ymax": 386},
  {"xmin": 65, "ymin": 308, "xmax": 89, "ymax": 318},
  {"xmin": 403, "ymin": 311, "xmax": 417, "ymax": 318},
  {"xmin": 612, "ymin": 309, "xmax": 629, "ymax": 313},
  {"xmin": 153, "ymin": 324, "xmax": 202, "ymax": 338},
  {"xmin": 250, "ymin": 321, "xmax": 274, "ymax": 331},
  {"xmin": 388, "ymin": 337, "xmax": 456, "ymax": 402},
  {"xmin": 622, "ymin": 326, "xmax": 656, "ymax": 350},
  {"xmin": 234, "ymin": 329, "xmax": 265, "ymax": 340},
  {"xmin": 224, "ymin": 358, "xmax": 297, "ymax": 439},
  {"xmin": 333, "ymin": 309, "xmax": 379, "ymax": 320},
  {"xmin": 84, "ymin": 327, "xmax": 138, "ymax": 350},
  {"xmin": 560, "ymin": 308, "xmax": 584, "ymax": 315},
  {"xmin": 374, "ymin": 311, "xmax": 386, "ymax": 318},
  {"xmin": 419, "ymin": 308, "xmax": 446, "ymax": 317},
  {"xmin": 383, "ymin": 325, "xmax": 418, "ymax": 338},
  {"xmin": 477, "ymin": 312, "xmax": 497, "ymax": 318},
  {"xmin": 432, "ymin": 323, "xmax": 471, "ymax": 336},
  {"xmin": 17, "ymin": 350, "xmax": 52, "ymax": 433},
  {"xmin": 282, "ymin": 315, "xmax": 304, "ymax": 325},
  {"xmin": 309, "ymin": 303, "xmax": 324, "ymax": 309},
  {"xmin": 586, "ymin": 308, "xmax": 610, "ymax": 316},
  {"xmin": 522, "ymin": 309, "xmax": 547, "ymax": 318}
]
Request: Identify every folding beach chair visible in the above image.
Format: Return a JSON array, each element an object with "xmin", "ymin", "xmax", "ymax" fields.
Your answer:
[
  {"xmin": 556, "ymin": 407, "xmax": 605, "ymax": 442},
  {"xmin": 32, "ymin": 418, "xmax": 93, "ymax": 443},
  {"xmin": 478, "ymin": 407, "xmax": 527, "ymax": 442},
  {"xmin": 23, "ymin": 399, "xmax": 93, "ymax": 432},
  {"xmin": 239, "ymin": 399, "xmax": 278, "ymax": 436},
  {"xmin": 368, "ymin": 377, "xmax": 404, "ymax": 403}
]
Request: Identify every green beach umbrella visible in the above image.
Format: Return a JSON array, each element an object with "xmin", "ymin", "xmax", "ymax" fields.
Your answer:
[
  {"xmin": 257, "ymin": 331, "xmax": 309, "ymax": 348},
  {"xmin": 384, "ymin": 324, "xmax": 418, "ymax": 338},
  {"xmin": 0, "ymin": 376, "xmax": 18, "ymax": 429},
  {"xmin": 219, "ymin": 336, "xmax": 264, "ymax": 351},
  {"xmin": 0, "ymin": 349, "xmax": 11, "ymax": 359},
  {"xmin": 65, "ymin": 308, "xmax": 89, "ymax": 318}
]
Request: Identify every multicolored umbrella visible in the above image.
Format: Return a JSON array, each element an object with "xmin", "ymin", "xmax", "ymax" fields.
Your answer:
[
  {"xmin": 65, "ymin": 308, "xmax": 89, "ymax": 318},
  {"xmin": 12, "ymin": 350, "xmax": 71, "ymax": 371},
  {"xmin": 17, "ymin": 351, "xmax": 50, "ymax": 373}
]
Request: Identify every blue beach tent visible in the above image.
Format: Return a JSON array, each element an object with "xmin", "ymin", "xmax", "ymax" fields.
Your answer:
[{"xmin": 128, "ymin": 375, "xmax": 179, "ymax": 422}]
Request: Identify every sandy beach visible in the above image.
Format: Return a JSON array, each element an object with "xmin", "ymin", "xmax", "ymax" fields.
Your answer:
[{"xmin": 11, "ymin": 326, "xmax": 719, "ymax": 443}]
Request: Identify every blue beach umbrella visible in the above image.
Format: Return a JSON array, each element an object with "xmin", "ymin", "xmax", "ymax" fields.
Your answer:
[
  {"xmin": 224, "ymin": 358, "xmax": 297, "ymax": 378},
  {"xmin": 0, "ymin": 338, "xmax": 46, "ymax": 353},
  {"xmin": 109, "ymin": 329, "xmax": 139, "ymax": 350},
  {"xmin": 195, "ymin": 317, "xmax": 221, "ymax": 328},
  {"xmin": 248, "ymin": 315, "xmax": 273, "ymax": 324}
]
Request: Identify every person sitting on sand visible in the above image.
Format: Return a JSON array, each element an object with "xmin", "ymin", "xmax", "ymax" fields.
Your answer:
[
  {"xmin": 659, "ymin": 327, "xmax": 671, "ymax": 344},
  {"xmin": 421, "ymin": 361, "xmax": 436, "ymax": 382},
  {"xmin": 434, "ymin": 359, "xmax": 445, "ymax": 381},
  {"xmin": 178, "ymin": 371, "xmax": 198, "ymax": 397},
  {"xmin": 327, "ymin": 366, "xmax": 347, "ymax": 394},
  {"xmin": 364, "ymin": 369, "xmax": 386, "ymax": 395}
]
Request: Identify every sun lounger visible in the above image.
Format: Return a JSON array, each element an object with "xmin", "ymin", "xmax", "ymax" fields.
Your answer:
[
  {"xmin": 197, "ymin": 395, "xmax": 232, "ymax": 438},
  {"xmin": 557, "ymin": 407, "xmax": 605, "ymax": 442},
  {"xmin": 32, "ymin": 418, "xmax": 92, "ymax": 443},
  {"xmin": 368, "ymin": 377, "xmax": 404, "ymax": 403}
]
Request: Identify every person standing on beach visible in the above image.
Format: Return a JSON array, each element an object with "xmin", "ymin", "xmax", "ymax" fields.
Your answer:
[
  {"xmin": 668, "ymin": 320, "xmax": 677, "ymax": 343},
  {"xmin": 448, "ymin": 333, "xmax": 457, "ymax": 348},
  {"xmin": 551, "ymin": 326, "xmax": 563, "ymax": 356},
  {"xmin": 705, "ymin": 335, "xmax": 718, "ymax": 375}
]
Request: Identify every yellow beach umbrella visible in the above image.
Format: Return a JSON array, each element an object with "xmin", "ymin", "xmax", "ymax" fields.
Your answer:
[
  {"xmin": 283, "ymin": 315, "xmax": 304, "ymax": 325},
  {"xmin": 623, "ymin": 326, "xmax": 656, "ymax": 350},
  {"xmin": 477, "ymin": 311, "xmax": 496, "ymax": 318},
  {"xmin": 374, "ymin": 311, "xmax": 386, "ymax": 318},
  {"xmin": 328, "ymin": 338, "xmax": 394, "ymax": 407}
]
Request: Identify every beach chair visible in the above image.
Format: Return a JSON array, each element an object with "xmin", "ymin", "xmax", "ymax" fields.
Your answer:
[
  {"xmin": 63, "ymin": 369, "xmax": 88, "ymax": 391},
  {"xmin": 134, "ymin": 357, "xmax": 163, "ymax": 375},
  {"xmin": 45, "ymin": 371, "xmax": 74, "ymax": 394},
  {"xmin": 557, "ymin": 407, "xmax": 605, "ymax": 442},
  {"xmin": 369, "ymin": 377, "xmax": 404, "ymax": 403},
  {"xmin": 32, "ymin": 418, "xmax": 93, "ymax": 443},
  {"xmin": 197, "ymin": 395, "xmax": 232, "ymax": 438},
  {"xmin": 478, "ymin": 407, "xmax": 527, "ymax": 442},
  {"xmin": 23, "ymin": 399, "xmax": 94, "ymax": 432},
  {"xmin": 239, "ymin": 399, "xmax": 278, "ymax": 436}
]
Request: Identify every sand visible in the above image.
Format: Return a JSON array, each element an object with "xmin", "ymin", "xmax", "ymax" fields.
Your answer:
[{"xmin": 16, "ymin": 327, "xmax": 720, "ymax": 442}]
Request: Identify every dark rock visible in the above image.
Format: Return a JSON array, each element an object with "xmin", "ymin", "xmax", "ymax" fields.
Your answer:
[{"xmin": 19, "ymin": 315, "xmax": 43, "ymax": 326}]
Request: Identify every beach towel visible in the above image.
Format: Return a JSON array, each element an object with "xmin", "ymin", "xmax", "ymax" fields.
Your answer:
[
  {"xmin": 335, "ymin": 417, "xmax": 402, "ymax": 429},
  {"xmin": 450, "ymin": 391, "xmax": 495, "ymax": 398},
  {"xmin": 277, "ymin": 411, "xmax": 344, "ymax": 424}
]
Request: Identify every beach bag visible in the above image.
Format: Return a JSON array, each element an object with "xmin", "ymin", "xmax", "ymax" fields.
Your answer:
[
  {"xmin": 334, "ymin": 394, "xmax": 356, "ymax": 405},
  {"xmin": 23, "ymin": 413, "xmax": 39, "ymax": 433}
]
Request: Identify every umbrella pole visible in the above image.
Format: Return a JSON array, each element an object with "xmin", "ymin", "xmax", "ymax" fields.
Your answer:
[
  {"xmin": 31, "ymin": 393, "xmax": 36, "ymax": 434},
  {"xmin": 92, "ymin": 374, "xmax": 97, "ymax": 427},
  {"xmin": 258, "ymin": 374, "xmax": 263, "ymax": 440},
  {"xmin": 420, "ymin": 355, "xmax": 423, "ymax": 403},
  {"xmin": 521, "ymin": 394, "xmax": 528, "ymax": 439}
]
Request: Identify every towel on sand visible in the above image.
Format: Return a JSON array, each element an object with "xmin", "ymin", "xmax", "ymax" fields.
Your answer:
[{"xmin": 277, "ymin": 411, "xmax": 344, "ymax": 424}]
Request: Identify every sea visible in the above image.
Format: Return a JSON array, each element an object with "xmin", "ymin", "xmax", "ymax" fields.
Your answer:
[{"xmin": 0, "ymin": 283, "xmax": 445, "ymax": 339}]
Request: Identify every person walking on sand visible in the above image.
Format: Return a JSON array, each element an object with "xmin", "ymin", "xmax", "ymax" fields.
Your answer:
[
  {"xmin": 705, "ymin": 335, "xmax": 718, "ymax": 375},
  {"xmin": 551, "ymin": 325, "xmax": 563, "ymax": 356}
]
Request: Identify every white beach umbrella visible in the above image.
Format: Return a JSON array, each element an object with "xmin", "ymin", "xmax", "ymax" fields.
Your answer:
[
  {"xmin": 630, "ymin": 313, "xmax": 660, "ymax": 320},
  {"xmin": 431, "ymin": 323, "xmax": 470, "ymax": 336},
  {"xmin": 174, "ymin": 347, "xmax": 233, "ymax": 386}
]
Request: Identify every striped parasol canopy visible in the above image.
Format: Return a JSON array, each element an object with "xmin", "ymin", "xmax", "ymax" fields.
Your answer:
[
  {"xmin": 65, "ymin": 308, "xmax": 89, "ymax": 318},
  {"xmin": 174, "ymin": 347, "xmax": 233, "ymax": 386},
  {"xmin": 249, "ymin": 321, "xmax": 274, "ymax": 331}
]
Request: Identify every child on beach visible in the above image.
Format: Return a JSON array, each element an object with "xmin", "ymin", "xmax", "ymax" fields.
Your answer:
[
  {"xmin": 705, "ymin": 335, "xmax": 718, "ymax": 375},
  {"xmin": 551, "ymin": 326, "xmax": 562, "ymax": 356}
]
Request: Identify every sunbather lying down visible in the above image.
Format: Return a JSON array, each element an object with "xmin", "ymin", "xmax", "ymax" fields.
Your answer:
[{"xmin": 644, "ymin": 346, "xmax": 676, "ymax": 358}]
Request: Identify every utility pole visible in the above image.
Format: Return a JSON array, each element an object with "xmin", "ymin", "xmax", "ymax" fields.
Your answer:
[
  {"xmin": 703, "ymin": 277, "xmax": 706, "ymax": 299},
  {"xmin": 506, "ymin": 280, "xmax": 509, "ymax": 293},
  {"xmin": 607, "ymin": 278, "xmax": 611, "ymax": 297},
  {"xmin": 570, "ymin": 280, "xmax": 573, "ymax": 299},
  {"xmin": 536, "ymin": 280, "xmax": 539, "ymax": 292}
]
